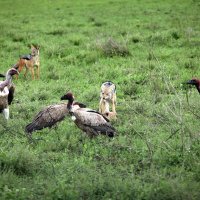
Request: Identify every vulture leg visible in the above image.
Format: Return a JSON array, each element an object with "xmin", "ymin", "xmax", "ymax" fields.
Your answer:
[
  {"xmin": 54, "ymin": 125, "xmax": 61, "ymax": 141},
  {"xmin": 3, "ymin": 108, "xmax": 9, "ymax": 120}
]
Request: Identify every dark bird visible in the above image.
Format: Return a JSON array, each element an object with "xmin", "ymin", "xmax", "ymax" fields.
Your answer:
[
  {"xmin": 0, "ymin": 68, "xmax": 19, "ymax": 120},
  {"xmin": 60, "ymin": 92, "xmax": 116, "ymax": 138},
  {"xmin": 187, "ymin": 78, "xmax": 200, "ymax": 94},
  {"xmin": 25, "ymin": 101, "xmax": 86, "ymax": 135}
]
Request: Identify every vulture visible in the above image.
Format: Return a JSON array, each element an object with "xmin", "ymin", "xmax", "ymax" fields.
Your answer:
[
  {"xmin": 0, "ymin": 68, "xmax": 19, "ymax": 120},
  {"xmin": 25, "ymin": 101, "xmax": 86, "ymax": 135},
  {"xmin": 187, "ymin": 78, "xmax": 200, "ymax": 94},
  {"xmin": 60, "ymin": 92, "xmax": 116, "ymax": 138}
]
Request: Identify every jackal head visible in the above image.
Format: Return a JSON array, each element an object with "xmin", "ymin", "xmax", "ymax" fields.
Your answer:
[
  {"xmin": 100, "ymin": 82, "xmax": 116, "ymax": 101},
  {"xmin": 31, "ymin": 44, "xmax": 40, "ymax": 56}
]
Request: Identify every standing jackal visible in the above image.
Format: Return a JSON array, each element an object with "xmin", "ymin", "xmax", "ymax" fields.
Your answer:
[
  {"xmin": 15, "ymin": 45, "xmax": 40, "ymax": 80},
  {"xmin": 99, "ymin": 81, "xmax": 117, "ymax": 119}
]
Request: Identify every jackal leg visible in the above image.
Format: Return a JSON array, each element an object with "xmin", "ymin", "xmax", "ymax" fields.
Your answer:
[
  {"xmin": 24, "ymin": 67, "xmax": 29, "ymax": 79},
  {"xmin": 36, "ymin": 65, "xmax": 40, "ymax": 79},
  {"xmin": 31, "ymin": 68, "xmax": 35, "ymax": 80},
  {"xmin": 99, "ymin": 99, "xmax": 104, "ymax": 113},
  {"xmin": 112, "ymin": 93, "xmax": 117, "ymax": 113}
]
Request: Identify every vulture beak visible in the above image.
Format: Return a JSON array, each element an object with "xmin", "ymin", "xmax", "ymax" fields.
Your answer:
[
  {"xmin": 186, "ymin": 80, "xmax": 193, "ymax": 85},
  {"xmin": 9, "ymin": 68, "xmax": 19, "ymax": 76},
  {"xmin": 60, "ymin": 95, "xmax": 66, "ymax": 100}
]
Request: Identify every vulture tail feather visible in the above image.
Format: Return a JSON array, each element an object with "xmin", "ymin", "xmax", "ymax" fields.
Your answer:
[
  {"xmin": 25, "ymin": 122, "xmax": 36, "ymax": 134},
  {"xmin": 90, "ymin": 125, "xmax": 116, "ymax": 137}
]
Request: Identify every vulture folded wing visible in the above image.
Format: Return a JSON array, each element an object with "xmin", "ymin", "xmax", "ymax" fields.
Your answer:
[
  {"xmin": 89, "ymin": 124, "xmax": 116, "ymax": 137},
  {"xmin": 86, "ymin": 110, "xmax": 110, "ymax": 122},
  {"xmin": 74, "ymin": 109, "xmax": 111, "ymax": 126},
  {"xmin": 8, "ymin": 84, "xmax": 15, "ymax": 105},
  {"xmin": 74, "ymin": 109, "xmax": 116, "ymax": 137},
  {"xmin": 25, "ymin": 103, "xmax": 68, "ymax": 133}
]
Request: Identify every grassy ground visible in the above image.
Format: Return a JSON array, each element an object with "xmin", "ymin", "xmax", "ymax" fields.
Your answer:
[{"xmin": 0, "ymin": 0, "xmax": 200, "ymax": 199}]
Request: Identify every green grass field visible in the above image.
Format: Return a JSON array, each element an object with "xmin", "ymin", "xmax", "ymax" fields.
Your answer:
[{"xmin": 0, "ymin": 0, "xmax": 200, "ymax": 199}]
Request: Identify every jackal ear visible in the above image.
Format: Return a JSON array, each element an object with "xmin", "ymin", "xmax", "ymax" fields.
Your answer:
[
  {"xmin": 31, "ymin": 44, "xmax": 36, "ymax": 49},
  {"xmin": 30, "ymin": 44, "xmax": 39, "ymax": 49},
  {"xmin": 32, "ymin": 44, "xmax": 40, "ymax": 50}
]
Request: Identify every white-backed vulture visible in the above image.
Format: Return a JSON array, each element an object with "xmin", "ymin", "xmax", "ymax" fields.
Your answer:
[
  {"xmin": 0, "ymin": 68, "xmax": 19, "ymax": 120},
  {"xmin": 60, "ymin": 92, "xmax": 116, "ymax": 137},
  {"xmin": 25, "ymin": 102, "xmax": 86, "ymax": 134},
  {"xmin": 187, "ymin": 78, "xmax": 200, "ymax": 94}
]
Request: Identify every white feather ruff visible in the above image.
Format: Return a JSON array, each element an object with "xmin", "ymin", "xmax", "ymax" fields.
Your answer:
[{"xmin": 0, "ymin": 86, "xmax": 9, "ymax": 96}]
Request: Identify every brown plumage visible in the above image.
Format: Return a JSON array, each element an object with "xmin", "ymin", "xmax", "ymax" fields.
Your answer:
[
  {"xmin": 187, "ymin": 78, "xmax": 200, "ymax": 94},
  {"xmin": 61, "ymin": 92, "xmax": 116, "ymax": 137},
  {"xmin": 0, "ymin": 68, "xmax": 18, "ymax": 120},
  {"xmin": 25, "ymin": 102, "xmax": 86, "ymax": 134}
]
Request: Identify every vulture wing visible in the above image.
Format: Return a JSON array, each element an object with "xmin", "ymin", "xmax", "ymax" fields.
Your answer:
[
  {"xmin": 25, "ymin": 103, "xmax": 68, "ymax": 134},
  {"xmin": 74, "ymin": 108, "xmax": 110, "ymax": 125},
  {"xmin": 74, "ymin": 108, "xmax": 116, "ymax": 137},
  {"xmin": 8, "ymin": 84, "xmax": 15, "ymax": 105}
]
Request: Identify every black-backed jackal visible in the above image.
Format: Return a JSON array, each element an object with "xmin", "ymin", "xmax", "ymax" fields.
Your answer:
[
  {"xmin": 99, "ymin": 81, "xmax": 117, "ymax": 120},
  {"xmin": 15, "ymin": 45, "xmax": 40, "ymax": 80}
]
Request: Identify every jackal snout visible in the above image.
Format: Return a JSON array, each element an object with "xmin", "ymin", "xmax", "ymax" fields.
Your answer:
[{"xmin": 101, "ymin": 91, "xmax": 112, "ymax": 101}]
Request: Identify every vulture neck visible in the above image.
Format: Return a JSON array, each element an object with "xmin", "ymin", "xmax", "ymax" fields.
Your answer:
[
  {"xmin": 195, "ymin": 85, "xmax": 200, "ymax": 94},
  {"xmin": 5, "ymin": 72, "xmax": 13, "ymax": 85},
  {"xmin": 67, "ymin": 99, "xmax": 74, "ymax": 111}
]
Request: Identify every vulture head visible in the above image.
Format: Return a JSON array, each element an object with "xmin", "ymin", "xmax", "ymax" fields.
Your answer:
[
  {"xmin": 0, "ymin": 68, "xmax": 19, "ymax": 79},
  {"xmin": 6, "ymin": 68, "xmax": 19, "ymax": 77},
  {"xmin": 61, "ymin": 92, "xmax": 87, "ymax": 111},
  {"xmin": 61, "ymin": 92, "xmax": 74, "ymax": 101},
  {"xmin": 61, "ymin": 92, "xmax": 75, "ymax": 110},
  {"xmin": 187, "ymin": 78, "xmax": 200, "ymax": 94}
]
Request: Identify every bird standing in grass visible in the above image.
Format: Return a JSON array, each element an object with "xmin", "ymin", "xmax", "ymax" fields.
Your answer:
[
  {"xmin": 187, "ymin": 78, "xmax": 200, "ymax": 94},
  {"xmin": 25, "ymin": 100, "xmax": 86, "ymax": 135},
  {"xmin": 0, "ymin": 68, "xmax": 19, "ymax": 120},
  {"xmin": 60, "ymin": 92, "xmax": 116, "ymax": 138}
]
